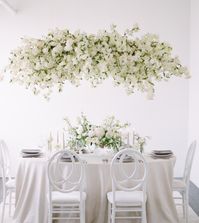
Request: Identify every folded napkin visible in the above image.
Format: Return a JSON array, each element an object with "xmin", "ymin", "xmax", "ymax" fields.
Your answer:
[
  {"xmin": 117, "ymin": 154, "xmax": 134, "ymax": 163},
  {"xmin": 60, "ymin": 154, "xmax": 78, "ymax": 162}
]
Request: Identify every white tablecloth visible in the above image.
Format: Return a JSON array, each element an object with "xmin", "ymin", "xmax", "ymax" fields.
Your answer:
[{"xmin": 13, "ymin": 155, "xmax": 179, "ymax": 223}]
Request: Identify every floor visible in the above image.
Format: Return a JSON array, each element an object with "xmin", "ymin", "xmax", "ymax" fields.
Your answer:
[
  {"xmin": 0, "ymin": 205, "xmax": 198, "ymax": 222},
  {"xmin": 1, "ymin": 182, "xmax": 199, "ymax": 223},
  {"xmin": 178, "ymin": 207, "xmax": 199, "ymax": 223}
]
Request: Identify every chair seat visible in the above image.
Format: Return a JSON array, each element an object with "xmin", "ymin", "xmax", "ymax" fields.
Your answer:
[
  {"xmin": 5, "ymin": 179, "xmax": 16, "ymax": 189},
  {"xmin": 107, "ymin": 191, "xmax": 146, "ymax": 206},
  {"xmin": 173, "ymin": 179, "xmax": 186, "ymax": 191},
  {"xmin": 173, "ymin": 191, "xmax": 183, "ymax": 199},
  {"xmin": 52, "ymin": 191, "xmax": 86, "ymax": 204}
]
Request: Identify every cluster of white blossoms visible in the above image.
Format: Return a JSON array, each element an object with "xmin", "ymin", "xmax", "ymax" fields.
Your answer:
[
  {"xmin": 6, "ymin": 24, "xmax": 189, "ymax": 99},
  {"xmin": 64, "ymin": 114, "xmax": 129, "ymax": 151}
]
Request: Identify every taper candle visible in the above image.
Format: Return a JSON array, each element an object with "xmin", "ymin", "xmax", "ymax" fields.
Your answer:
[
  {"xmin": 62, "ymin": 132, "xmax": 65, "ymax": 149},
  {"xmin": 57, "ymin": 131, "xmax": 59, "ymax": 145},
  {"xmin": 127, "ymin": 132, "xmax": 130, "ymax": 146},
  {"xmin": 132, "ymin": 130, "xmax": 135, "ymax": 145}
]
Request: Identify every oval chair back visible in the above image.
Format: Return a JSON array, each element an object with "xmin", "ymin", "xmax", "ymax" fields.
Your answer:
[
  {"xmin": 0, "ymin": 140, "xmax": 12, "ymax": 183},
  {"xmin": 0, "ymin": 140, "xmax": 15, "ymax": 221},
  {"xmin": 47, "ymin": 149, "xmax": 84, "ymax": 193},
  {"xmin": 183, "ymin": 140, "xmax": 197, "ymax": 185},
  {"xmin": 110, "ymin": 148, "xmax": 147, "ymax": 193},
  {"xmin": 0, "ymin": 146, "xmax": 6, "ymax": 186}
]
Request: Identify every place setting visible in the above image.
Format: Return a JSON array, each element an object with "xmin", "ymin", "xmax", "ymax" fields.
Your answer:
[
  {"xmin": 150, "ymin": 150, "xmax": 174, "ymax": 159},
  {"xmin": 21, "ymin": 149, "xmax": 43, "ymax": 158}
]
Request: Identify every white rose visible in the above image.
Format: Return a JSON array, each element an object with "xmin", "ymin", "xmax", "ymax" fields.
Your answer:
[{"xmin": 94, "ymin": 127, "xmax": 105, "ymax": 138}]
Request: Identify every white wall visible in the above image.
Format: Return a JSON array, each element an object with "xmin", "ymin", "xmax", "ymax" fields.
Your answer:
[
  {"xmin": 0, "ymin": 0, "xmax": 190, "ymax": 176},
  {"xmin": 189, "ymin": 0, "xmax": 199, "ymax": 187}
]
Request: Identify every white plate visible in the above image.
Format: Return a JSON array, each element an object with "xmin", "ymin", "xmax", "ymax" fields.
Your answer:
[
  {"xmin": 22, "ymin": 153, "xmax": 42, "ymax": 158},
  {"xmin": 153, "ymin": 150, "xmax": 172, "ymax": 153},
  {"xmin": 151, "ymin": 154, "xmax": 173, "ymax": 158},
  {"xmin": 152, "ymin": 150, "xmax": 173, "ymax": 155},
  {"xmin": 21, "ymin": 149, "xmax": 41, "ymax": 154}
]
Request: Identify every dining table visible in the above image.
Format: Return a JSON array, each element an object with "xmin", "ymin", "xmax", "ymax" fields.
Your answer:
[{"xmin": 12, "ymin": 152, "xmax": 179, "ymax": 223}]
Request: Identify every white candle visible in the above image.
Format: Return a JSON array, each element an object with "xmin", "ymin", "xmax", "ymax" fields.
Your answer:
[
  {"xmin": 132, "ymin": 131, "xmax": 135, "ymax": 145},
  {"xmin": 62, "ymin": 132, "xmax": 65, "ymax": 149},
  {"xmin": 127, "ymin": 132, "xmax": 130, "ymax": 146},
  {"xmin": 48, "ymin": 141, "xmax": 51, "ymax": 152},
  {"xmin": 57, "ymin": 131, "xmax": 59, "ymax": 145},
  {"xmin": 47, "ymin": 139, "xmax": 49, "ymax": 151},
  {"xmin": 49, "ymin": 132, "xmax": 53, "ymax": 152}
]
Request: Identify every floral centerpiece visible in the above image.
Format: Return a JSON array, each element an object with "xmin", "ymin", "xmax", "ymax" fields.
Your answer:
[
  {"xmin": 4, "ymin": 24, "xmax": 189, "ymax": 99},
  {"xmin": 64, "ymin": 114, "xmax": 129, "ymax": 152}
]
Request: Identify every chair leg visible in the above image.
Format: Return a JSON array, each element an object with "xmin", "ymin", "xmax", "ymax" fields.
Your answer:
[
  {"xmin": 9, "ymin": 191, "xmax": 12, "ymax": 217},
  {"xmin": 182, "ymin": 194, "xmax": 185, "ymax": 219},
  {"xmin": 184, "ymin": 193, "xmax": 189, "ymax": 223},
  {"xmin": 80, "ymin": 201, "xmax": 85, "ymax": 223},
  {"xmin": 107, "ymin": 202, "xmax": 111, "ymax": 223},
  {"xmin": 48, "ymin": 204, "xmax": 52, "ymax": 223},
  {"xmin": 142, "ymin": 208, "xmax": 147, "ymax": 223},
  {"xmin": 1, "ymin": 189, "xmax": 7, "ymax": 223},
  {"xmin": 111, "ymin": 204, "xmax": 115, "ymax": 223}
]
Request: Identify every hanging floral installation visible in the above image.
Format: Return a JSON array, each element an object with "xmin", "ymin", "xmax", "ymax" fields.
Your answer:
[{"xmin": 5, "ymin": 24, "xmax": 189, "ymax": 99}]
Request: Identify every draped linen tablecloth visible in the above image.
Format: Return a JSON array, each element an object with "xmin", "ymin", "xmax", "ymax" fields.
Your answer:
[{"xmin": 13, "ymin": 155, "xmax": 179, "ymax": 223}]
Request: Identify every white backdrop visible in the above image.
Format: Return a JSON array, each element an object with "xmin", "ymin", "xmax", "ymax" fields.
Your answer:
[
  {"xmin": 189, "ymin": 0, "xmax": 199, "ymax": 187},
  {"xmin": 0, "ymin": 0, "xmax": 189, "ymax": 176}
]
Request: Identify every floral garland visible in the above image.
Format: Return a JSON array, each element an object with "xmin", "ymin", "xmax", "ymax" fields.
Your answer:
[{"xmin": 6, "ymin": 24, "xmax": 189, "ymax": 99}]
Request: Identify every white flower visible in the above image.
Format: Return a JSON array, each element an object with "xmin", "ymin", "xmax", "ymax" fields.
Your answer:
[
  {"xmin": 35, "ymin": 62, "xmax": 42, "ymax": 70},
  {"xmin": 94, "ymin": 127, "xmax": 105, "ymax": 138},
  {"xmin": 88, "ymin": 129, "xmax": 95, "ymax": 138},
  {"xmin": 64, "ymin": 115, "xmax": 129, "ymax": 151},
  {"xmin": 32, "ymin": 47, "xmax": 40, "ymax": 56},
  {"xmin": 52, "ymin": 44, "xmax": 63, "ymax": 54},
  {"xmin": 5, "ymin": 25, "xmax": 189, "ymax": 99},
  {"xmin": 42, "ymin": 48, "xmax": 48, "ymax": 54},
  {"xmin": 64, "ymin": 39, "xmax": 73, "ymax": 51},
  {"xmin": 106, "ymin": 129, "xmax": 114, "ymax": 137}
]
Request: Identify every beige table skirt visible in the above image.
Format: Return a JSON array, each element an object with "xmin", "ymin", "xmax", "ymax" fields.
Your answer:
[{"xmin": 13, "ymin": 156, "xmax": 179, "ymax": 223}]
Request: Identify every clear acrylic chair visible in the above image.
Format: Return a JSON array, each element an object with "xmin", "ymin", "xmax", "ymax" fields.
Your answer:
[
  {"xmin": 173, "ymin": 140, "xmax": 197, "ymax": 223},
  {"xmin": 0, "ymin": 140, "xmax": 15, "ymax": 223},
  {"xmin": 107, "ymin": 148, "xmax": 148, "ymax": 223},
  {"xmin": 47, "ymin": 149, "xmax": 86, "ymax": 223}
]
